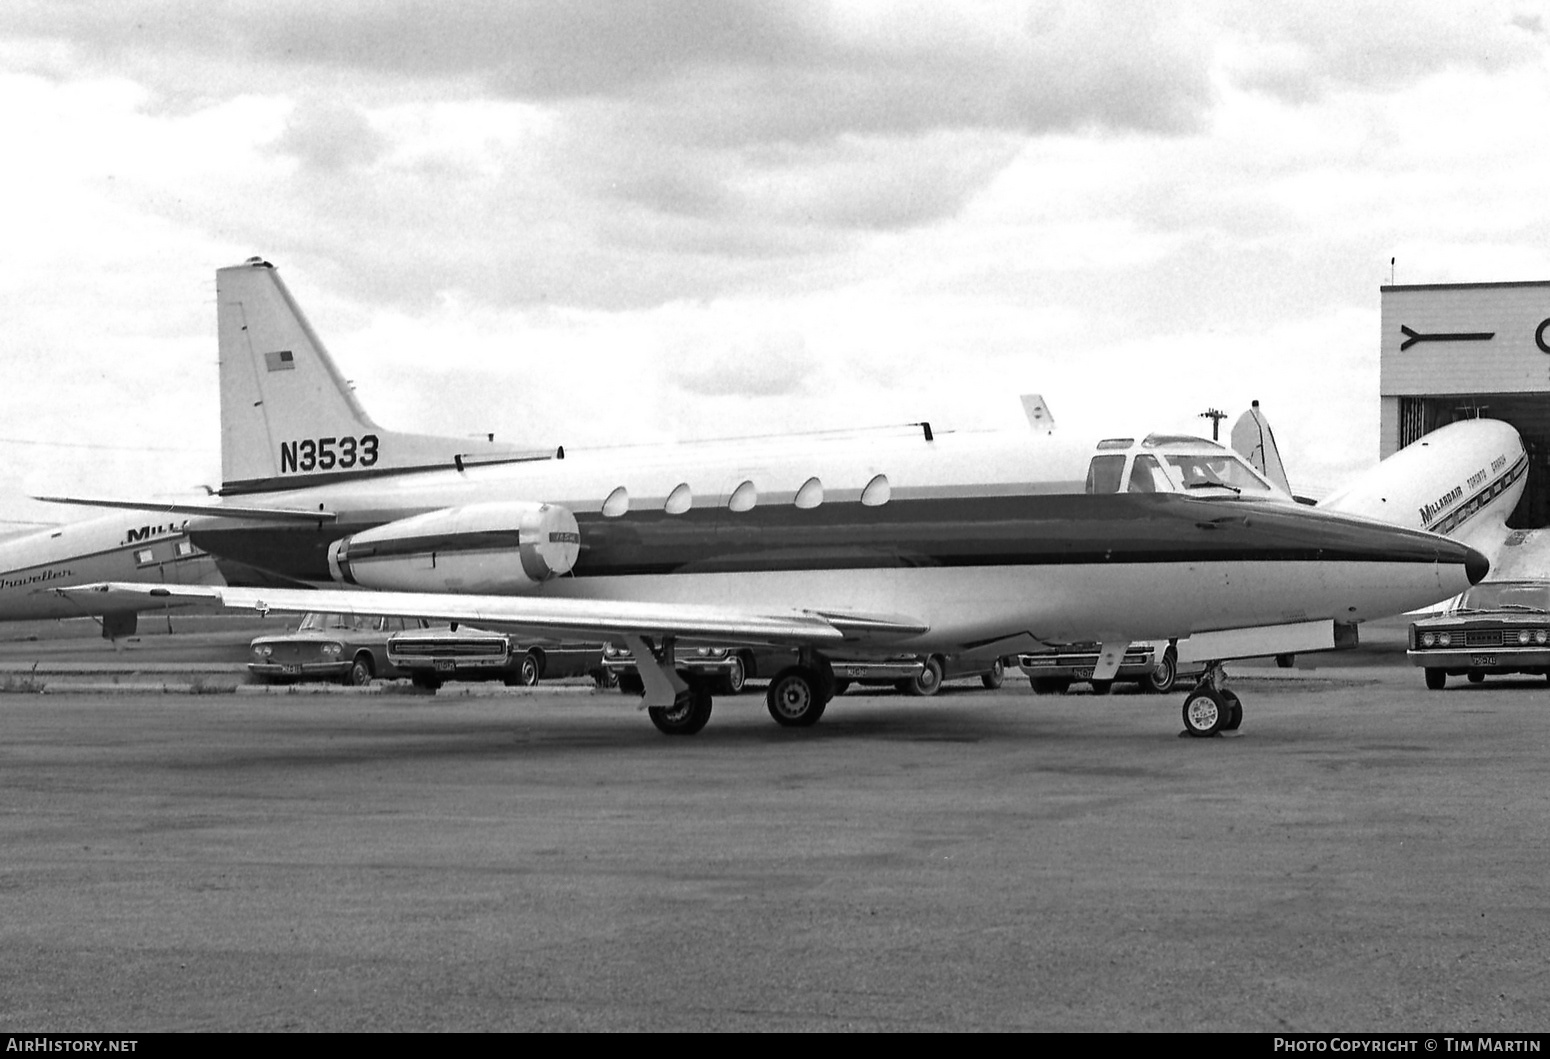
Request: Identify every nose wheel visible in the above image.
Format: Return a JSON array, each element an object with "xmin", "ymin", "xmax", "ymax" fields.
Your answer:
[{"xmin": 1180, "ymin": 664, "xmax": 1241, "ymax": 738}]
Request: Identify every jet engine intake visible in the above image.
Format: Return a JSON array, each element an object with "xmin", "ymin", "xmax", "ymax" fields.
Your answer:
[{"xmin": 327, "ymin": 501, "xmax": 580, "ymax": 593}]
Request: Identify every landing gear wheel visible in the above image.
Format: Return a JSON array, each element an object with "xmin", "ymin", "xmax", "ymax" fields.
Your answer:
[
  {"xmin": 1029, "ymin": 677, "xmax": 1071, "ymax": 695},
  {"xmin": 1144, "ymin": 648, "xmax": 1179, "ymax": 694},
  {"xmin": 344, "ymin": 656, "xmax": 373, "ymax": 686},
  {"xmin": 903, "ymin": 656, "xmax": 944, "ymax": 697},
  {"xmin": 1221, "ymin": 690, "xmax": 1243, "ymax": 731},
  {"xmin": 766, "ymin": 667, "xmax": 828, "ymax": 728},
  {"xmin": 1182, "ymin": 687, "xmax": 1229, "ymax": 738},
  {"xmin": 648, "ymin": 686, "xmax": 713, "ymax": 736},
  {"xmin": 1090, "ymin": 679, "xmax": 1113, "ymax": 695},
  {"xmin": 981, "ymin": 659, "xmax": 1005, "ymax": 690},
  {"xmin": 1424, "ymin": 668, "xmax": 1446, "ymax": 691}
]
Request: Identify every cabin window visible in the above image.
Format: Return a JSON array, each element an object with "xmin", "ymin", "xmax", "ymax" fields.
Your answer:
[
  {"xmin": 602, "ymin": 486, "xmax": 629, "ymax": 518},
  {"xmin": 794, "ymin": 477, "xmax": 824, "ymax": 509},
  {"xmin": 861, "ymin": 474, "xmax": 891, "ymax": 507},
  {"xmin": 728, "ymin": 480, "xmax": 757, "ymax": 513},
  {"xmin": 134, "ymin": 548, "xmax": 156, "ymax": 566},
  {"xmin": 175, "ymin": 540, "xmax": 197, "ymax": 557},
  {"xmin": 665, "ymin": 483, "xmax": 693, "ymax": 515},
  {"xmin": 1085, "ymin": 455, "xmax": 1125, "ymax": 495}
]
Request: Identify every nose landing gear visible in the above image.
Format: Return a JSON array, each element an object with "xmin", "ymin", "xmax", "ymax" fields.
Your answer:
[{"xmin": 1180, "ymin": 662, "xmax": 1242, "ymax": 738}]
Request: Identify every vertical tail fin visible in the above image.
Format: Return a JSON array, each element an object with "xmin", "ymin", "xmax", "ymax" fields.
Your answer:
[
  {"xmin": 1229, "ymin": 400, "xmax": 1293, "ymax": 496},
  {"xmin": 217, "ymin": 258, "xmax": 539, "ymax": 494}
]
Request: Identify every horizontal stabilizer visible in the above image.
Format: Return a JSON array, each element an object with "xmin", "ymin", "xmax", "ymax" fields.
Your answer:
[
  {"xmin": 34, "ymin": 496, "xmax": 337, "ymax": 523},
  {"xmin": 53, "ymin": 583, "xmax": 928, "ymax": 649}
]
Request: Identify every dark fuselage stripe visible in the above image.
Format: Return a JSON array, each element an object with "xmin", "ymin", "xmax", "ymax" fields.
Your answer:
[{"xmin": 193, "ymin": 492, "xmax": 1471, "ymax": 585}]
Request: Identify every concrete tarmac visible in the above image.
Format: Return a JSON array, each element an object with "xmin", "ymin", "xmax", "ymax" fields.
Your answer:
[{"xmin": 2, "ymin": 673, "xmax": 1548, "ymax": 1032}]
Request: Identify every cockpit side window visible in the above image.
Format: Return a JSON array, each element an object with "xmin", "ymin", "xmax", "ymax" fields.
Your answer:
[{"xmin": 1085, "ymin": 454, "xmax": 1126, "ymax": 495}]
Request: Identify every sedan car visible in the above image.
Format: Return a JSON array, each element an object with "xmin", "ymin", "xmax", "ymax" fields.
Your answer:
[
  {"xmin": 1408, "ymin": 580, "xmax": 1550, "ymax": 689},
  {"xmin": 389, "ymin": 626, "xmax": 608, "ymax": 690},
  {"xmin": 248, "ymin": 612, "xmax": 425, "ymax": 685}
]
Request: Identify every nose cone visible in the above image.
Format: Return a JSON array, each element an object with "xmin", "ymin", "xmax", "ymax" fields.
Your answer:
[{"xmin": 1466, "ymin": 546, "xmax": 1490, "ymax": 586}]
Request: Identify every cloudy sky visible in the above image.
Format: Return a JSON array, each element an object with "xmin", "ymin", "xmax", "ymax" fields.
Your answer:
[{"xmin": 3, "ymin": 0, "xmax": 1549, "ymax": 527}]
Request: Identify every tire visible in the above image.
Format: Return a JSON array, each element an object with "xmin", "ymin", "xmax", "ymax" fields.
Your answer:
[
  {"xmin": 1182, "ymin": 687, "xmax": 1229, "ymax": 737},
  {"xmin": 766, "ymin": 667, "xmax": 827, "ymax": 727},
  {"xmin": 344, "ymin": 655, "xmax": 373, "ymax": 686},
  {"xmin": 1144, "ymin": 648, "xmax": 1179, "ymax": 694},
  {"xmin": 1221, "ymin": 690, "xmax": 1243, "ymax": 731},
  {"xmin": 590, "ymin": 668, "xmax": 618, "ymax": 690},
  {"xmin": 904, "ymin": 656, "xmax": 944, "ymax": 697},
  {"xmin": 1089, "ymin": 679, "xmax": 1113, "ymax": 695},
  {"xmin": 517, "ymin": 651, "xmax": 540, "ymax": 686},
  {"xmin": 618, "ymin": 672, "xmax": 644, "ymax": 696},
  {"xmin": 1466, "ymin": 671, "xmax": 1485, "ymax": 684},
  {"xmin": 832, "ymin": 679, "xmax": 851, "ymax": 697},
  {"xmin": 721, "ymin": 655, "xmax": 747, "ymax": 695},
  {"xmin": 411, "ymin": 674, "xmax": 442, "ymax": 692},
  {"xmin": 1029, "ymin": 677, "xmax": 1071, "ymax": 695},
  {"xmin": 1424, "ymin": 668, "xmax": 1446, "ymax": 691},
  {"xmin": 648, "ymin": 686, "xmax": 713, "ymax": 736},
  {"xmin": 981, "ymin": 659, "xmax": 1005, "ymax": 690}
]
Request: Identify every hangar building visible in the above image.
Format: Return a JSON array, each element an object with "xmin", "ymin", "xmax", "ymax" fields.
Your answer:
[{"xmin": 1380, "ymin": 280, "xmax": 1550, "ymax": 529}]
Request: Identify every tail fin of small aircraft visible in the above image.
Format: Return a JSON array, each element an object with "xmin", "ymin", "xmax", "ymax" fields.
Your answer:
[
  {"xmin": 1020, "ymin": 394, "xmax": 1055, "ymax": 433},
  {"xmin": 217, "ymin": 258, "xmax": 540, "ymax": 494},
  {"xmin": 1229, "ymin": 400, "xmax": 1293, "ymax": 496}
]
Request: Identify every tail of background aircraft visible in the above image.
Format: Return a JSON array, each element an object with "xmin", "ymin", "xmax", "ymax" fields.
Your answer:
[
  {"xmin": 217, "ymin": 258, "xmax": 541, "ymax": 495},
  {"xmin": 1229, "ymin": 401, "xmax": 1294, "ymax": 497}
]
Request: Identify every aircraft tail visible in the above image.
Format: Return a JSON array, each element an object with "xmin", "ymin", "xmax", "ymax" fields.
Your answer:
[
  {"xmin": 1229, "ymin": 401, "xmax": 1293, "ymax": 496},
  {"xmin": 217, "ymin": 258, "xmax": 540, "ymax": 495}
]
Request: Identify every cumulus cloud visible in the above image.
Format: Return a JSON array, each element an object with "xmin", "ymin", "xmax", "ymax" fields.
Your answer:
[{"xmin": 270, "ymin": 98, "xmax": 389, "ymax": 173}]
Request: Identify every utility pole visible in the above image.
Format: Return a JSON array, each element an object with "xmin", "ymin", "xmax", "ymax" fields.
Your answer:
[{"xmin": 1198, "ymin": 408, "xmax": 1227, "ymax": 441}]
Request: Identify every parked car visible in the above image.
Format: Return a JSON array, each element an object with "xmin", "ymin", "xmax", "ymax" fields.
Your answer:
[
  {"xmin": 1018, "ymin": 641, "xmax": 1190, "ymax": 694},
  {"xmin": 601, "ymin": 643, "xmax": 1008, "ymax": 698},
  {"xmin": 601, "ymin": 642, "xmax": 793, "ymax": 695},
  {"xmin": 388, "ymin": 626, "xmax": 609, "ymax": 690},
  {"xmin": 248, "ymin": 612, "xmax": 425, "ymax": 685},
  {"xmin": 1408, "ymin": 580, "xmax": 1550, "ymax": 689}
]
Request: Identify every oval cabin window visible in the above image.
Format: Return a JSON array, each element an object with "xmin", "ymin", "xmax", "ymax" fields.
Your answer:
[
  {"xmin": 665, "ymin": 483, "xmax": 693, "ymax": 515},
  {"xmin": 729, "ymin": 480, "xmax": 757, "ymax": 513},
  {"xmin": 861, "ymin": 473, "xmax": 891, "ymax": 507},
  {"xmin": 794, "ymin": 477, "xmax": 824, "ymax": 510},
  {"xmin": 602, "ymin": 486, "xmax": 629, "ymax": 518}
]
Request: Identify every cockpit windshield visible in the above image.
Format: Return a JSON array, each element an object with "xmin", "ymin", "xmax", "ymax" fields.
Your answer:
[{"xmin": 1161, "ymin": 452, "xmax": 1275, "ymax": 494}]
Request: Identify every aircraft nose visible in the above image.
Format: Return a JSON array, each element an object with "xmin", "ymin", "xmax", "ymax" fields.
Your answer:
[{"xmin": 1466, "ymin": 546, "xmax": 1490, "ymax": 586}]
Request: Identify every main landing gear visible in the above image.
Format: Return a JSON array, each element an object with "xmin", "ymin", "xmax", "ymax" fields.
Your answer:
[
  {"xmin": 1179, "ymin": 662, "xmax": 1243, "ymax": 738},
  {"xmin": 624, "ymin": 635, "xmax": 839, "ymax": 736}
]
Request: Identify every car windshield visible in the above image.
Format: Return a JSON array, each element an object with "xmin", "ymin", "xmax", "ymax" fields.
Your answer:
[{"xmin": 1455, "ymin": 583, "xmax": 1550, "ymax": 614}]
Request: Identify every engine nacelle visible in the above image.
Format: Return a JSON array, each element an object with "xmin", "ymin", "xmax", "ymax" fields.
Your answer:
[{"xmin": 327, "ymin": 501, "xmax": 580, "ymax": 594}]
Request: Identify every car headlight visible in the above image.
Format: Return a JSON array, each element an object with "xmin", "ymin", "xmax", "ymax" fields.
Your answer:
[
  {"xmin": 1518, "ymin": 630, "xmax": 1532, "ymax": 645},
  {"xmin": 1537, "ymin": 630, "xmax": 1548, "ymax": 646},
  {"xmin": 1420, "ymin": 632, "xmax": 1436, "ymax": 648},
  {"xmin": 321, "ymin": 643, "xmax": 343, "ymax": 658},
  {"xmin": 252, "ymin": 644, "xmax": 272, "ymax": 659},
  {"xmin": 1437, "ymin": 632, "xmax": 1451, "ymax": 647}
]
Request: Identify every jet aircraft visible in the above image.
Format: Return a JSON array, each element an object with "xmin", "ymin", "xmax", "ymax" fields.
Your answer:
[{"xmin": 49, "ymin": 259, "xmax": 1487, "ymax": 737}]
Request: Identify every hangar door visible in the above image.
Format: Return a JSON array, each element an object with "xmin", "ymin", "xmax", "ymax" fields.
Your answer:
[{"xmin": 1397, "ymin": 395, "xmax": 1550, "ymax": 529}]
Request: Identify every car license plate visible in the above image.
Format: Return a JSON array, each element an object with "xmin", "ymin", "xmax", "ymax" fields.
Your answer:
[
  {"xmin": 1471, "ymin": 654, "xmax": 1497, "ymax": 667},
  {"xmin": 434, "ymin": 660, "xmax": 457, "ymax": 671},
  {"xmin": 1076, "ymin": 668, "xmax": 1093, "ymax": 679},
  {"xmin": 281, "ymin": 664, "xmax": 301, "ymax": 675}
]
